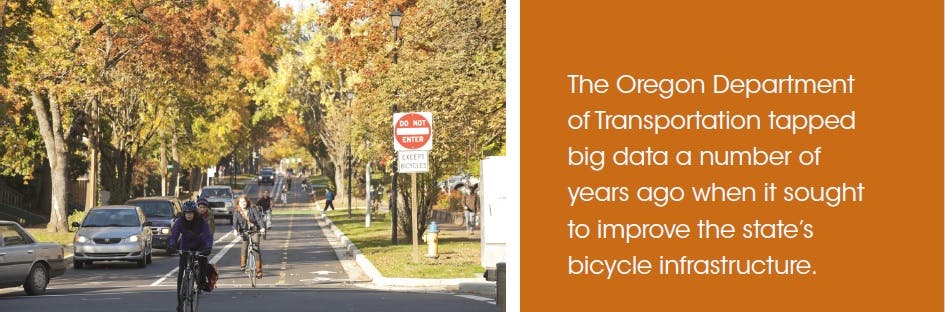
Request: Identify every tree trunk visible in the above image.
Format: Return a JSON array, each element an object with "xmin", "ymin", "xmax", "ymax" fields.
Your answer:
[
  {"xmin": 160, "ymin": 136, "xmax": 167, "ymax": 196},
  {"xmin": 333, "ymin": 163, "xmax": 345, "ymax": 204},
  {"xmin": 172, "ymin": 133, "xmax": 180, "ymax": 197},
  {"xmin": 85, "ymin": 99, "xmax": 99, "ymax": 209},
  {"xmin": 30, "ymin": 90, "xmax": 69, "ymax": 232}
]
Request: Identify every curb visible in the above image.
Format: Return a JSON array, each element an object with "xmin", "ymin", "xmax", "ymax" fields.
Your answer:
[{"xmin": 317, "ymin": 213, "xmax": 495, "ymax": 295}]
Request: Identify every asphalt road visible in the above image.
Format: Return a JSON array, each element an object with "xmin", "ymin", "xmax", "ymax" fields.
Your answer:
[{"xmin": 0, "ymin": 174, "xmax": 497, "ymax": 311}]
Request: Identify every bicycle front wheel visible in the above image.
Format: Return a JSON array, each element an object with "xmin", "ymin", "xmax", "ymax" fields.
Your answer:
[
  {"xmin": 249, "ymin": 253, "xmax": 258, "ymax": 288},
  {"xmin": 189, "ymin": 281, "xmax": 200, "ymax": 312}
]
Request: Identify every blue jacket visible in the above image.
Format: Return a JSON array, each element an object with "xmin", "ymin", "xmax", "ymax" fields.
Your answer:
[
  {"xmin": 326, "ymin": 190, "xmax": 334, "ymax": 201},
  {"xmin": 168, "ymin": 217, "xmax": 213, "ymax": 251}
]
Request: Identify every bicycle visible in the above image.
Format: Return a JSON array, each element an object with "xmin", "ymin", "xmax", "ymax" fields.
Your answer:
[
  {"xmin": 263, "ymin": 210, "xmax": 272, "ymax": 240},
  {"xmin": 178, "ymin": 251, "xmax": 206, "ymax": 312},
  {"xmin": 243, "ymin": 229, "xmax": 261, "ymax": 288}
]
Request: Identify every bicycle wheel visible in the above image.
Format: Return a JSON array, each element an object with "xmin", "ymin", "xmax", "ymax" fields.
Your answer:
[
  {"xmin": 246, "ymin": 237, "xmax": 257, "ymax": 287},
  {"xmin": 189, "ymin": 275, "xmax": 200, "ymax": 312},
  {"xmin": 248, "ymin": 252, "xmax": 257, "ymax": 288},
  {"xmin": 178, "ymin": 275, "xmax": 189, "ymax": 310}
]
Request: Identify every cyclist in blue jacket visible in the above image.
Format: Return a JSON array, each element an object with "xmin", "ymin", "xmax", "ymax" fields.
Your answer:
[{"xmin": 168, "ymin": 201, "xmax": 213, "ymax": 311}]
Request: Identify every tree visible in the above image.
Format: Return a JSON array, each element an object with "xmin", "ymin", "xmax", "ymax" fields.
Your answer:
[
  {"xmin": 351, "ymin": 0, "xmax": 507, "ymax": 239},
  {"xmin": 254, "ymin": 7, "xmax": 356, "ymax": 203}
]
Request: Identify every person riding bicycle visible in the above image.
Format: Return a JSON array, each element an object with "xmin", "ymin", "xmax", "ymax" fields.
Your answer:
[
  {"xmin": 256, "ymin": 190, "xmax": 273, "ymax": 229},
  {"xmin": 233, "ymin": 195, "xmax": 265, "ymax": 278},
  {"xmin": 195, "ymin": 197, "xmax": 216, "ymax": 235},
  {"xmin": 280, "ymin": 183, "xmax": 289, "ymax": 205},
  {"xmin": 168, "ymin": 200, "xmax": 213, "ymax": 312}
]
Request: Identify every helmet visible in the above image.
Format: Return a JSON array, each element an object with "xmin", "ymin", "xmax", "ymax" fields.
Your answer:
[
  {"xmin": 182, "ymin": 201, "xmax": 198, "ymax": 213},
  {"xmin": 196, "ymin": 197, "xmax": 210, "ymax": 207}
]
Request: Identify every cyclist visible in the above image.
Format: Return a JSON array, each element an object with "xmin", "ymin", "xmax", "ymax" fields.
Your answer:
[
  {"xmin": 168, "ymin": 201, "xmax": 213, "ymax": 312},
  {"xmin": 256, "ymin": 190, "xmax": 273, "ymax": 229},
  {"xmin": 280, "ymin": 183, "xmax": 289, "ymax": 205},
  {"xmin": 232, "ymin": 195, "xmax": 265, "ymax": 278},
  {"xmin": 195, "ymin": 197, "xmax": 216, "ymax": 235}
]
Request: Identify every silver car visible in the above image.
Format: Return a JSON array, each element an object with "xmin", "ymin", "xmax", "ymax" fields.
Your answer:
[
  {"xmin": 200, "ymin": 186, "xmax": 235, "ymax": 224},
  {"xmin": 72, "ymin": 205, "xmax": 153, "ymax": 269},
  {"xmin": 0, "ymin": 221, "xmax": 66, "ymax": 295}
]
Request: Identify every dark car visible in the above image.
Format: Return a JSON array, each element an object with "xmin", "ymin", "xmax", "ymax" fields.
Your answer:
[
  {"xmin": 258, "ymin": 168, "xmax": 275, "ymax": 186},
  {"xmin": 125, "ymin": 197, "xmax": 181, "ymax": 252}
]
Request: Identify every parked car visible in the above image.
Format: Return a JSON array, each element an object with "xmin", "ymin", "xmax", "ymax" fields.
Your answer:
[
  {"xmin": 258, "ymin": 168, "xmax": 275, "ymax": 186},
  {"xmin": 125, "ymin": 197, "xmax": 182, "ymax": 253},
  {"xmin": 200, "ymin": 185, "xmax": 235, "ymax": 224},
  {"xmin": 72, "ymin": 205, "xmax": 153, "ymax": 269},
  {"xmin": 0, "ymin": 221, "xmax": 66, "ymax": 295}
]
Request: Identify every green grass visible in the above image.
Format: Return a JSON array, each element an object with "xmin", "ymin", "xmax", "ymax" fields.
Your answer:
[
  {"xmin": 308, "ymin": 175, "xmax": 330, "ymax": 188},
  {"xmin": 324, "ymin": 210, "xmax": 483, "ymax": 279},
  {"xmin": 26, "ymin": 229, "xmax": 75, "ymax": 247}
]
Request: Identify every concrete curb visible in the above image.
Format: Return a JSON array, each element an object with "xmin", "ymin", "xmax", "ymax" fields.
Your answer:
[{"xmin": 317, "ymin": 213, "xmax": 495, "ymax": 295}]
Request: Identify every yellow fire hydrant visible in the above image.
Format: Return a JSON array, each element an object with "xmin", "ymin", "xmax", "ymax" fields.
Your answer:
[{"xmin": 423, "ymin": 221, "xmax": 440, "ymax": 258}]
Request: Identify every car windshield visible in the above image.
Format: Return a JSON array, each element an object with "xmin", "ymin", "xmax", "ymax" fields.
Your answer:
[
  {"xmin": 201, "ymin": 188, "xmax": 232, "ymax": 198},
  {"xmin": 82, "ymin": 209, "xmax": 140, "ymax": 227},
  {"xmin": 261, "ymin": 170, "xmax": 273, "ymax": 176},
  {"xmin": 132, "ymin": 202, "xmax": 175, "ymax": 218}
]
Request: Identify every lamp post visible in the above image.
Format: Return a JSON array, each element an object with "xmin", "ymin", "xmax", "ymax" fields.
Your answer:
[{"xmin": 389, "ymin": 7, "xmax": 403, "ymax": 245}]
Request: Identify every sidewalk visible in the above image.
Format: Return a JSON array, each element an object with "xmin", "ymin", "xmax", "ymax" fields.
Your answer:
[{"xmin": 315, "ymin": 210, "xmax": 495, "ymax": 296}]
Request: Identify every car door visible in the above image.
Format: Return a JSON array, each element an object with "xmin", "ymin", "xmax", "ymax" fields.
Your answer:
[{"xmin": 0, "ymin": 224, "xmax": 35, "ymax": 284}]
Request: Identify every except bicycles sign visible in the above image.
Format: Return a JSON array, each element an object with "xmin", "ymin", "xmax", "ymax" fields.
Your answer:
[{"xmin": 393, "ymin": 112, "xmax": 433, "ymax": 151}]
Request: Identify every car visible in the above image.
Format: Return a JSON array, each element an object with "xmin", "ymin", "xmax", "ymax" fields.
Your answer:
[
  {"xmin": 125, "ymin": 197, "xmax": 182, "ymax": 253},
  {"xmin": 200, "ymin": 185, "xmax": 235, "ymax": 223},
  {"xmin": 258, "ymin": 168, "xmax": 275, "ymax": 186},
  {"xmin": 72, "ymin": 205, "xmax": 153, "ymax": 269},
  {"xmin": 0, "ymin": 221, "xmax": 66, "ymax": 295}
]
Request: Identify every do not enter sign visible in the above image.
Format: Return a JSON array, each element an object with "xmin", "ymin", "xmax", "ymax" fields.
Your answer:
[{"xmin": 393, "ymin": 112, "xmax": 433, "ymax": 151}]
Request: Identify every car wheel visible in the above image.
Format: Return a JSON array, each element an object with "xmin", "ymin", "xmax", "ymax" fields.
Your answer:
[
  {"xmin": 23, "ymin": 263, "xmax": 49, "ymax": 296},
  {"xmin": 137, "ymin": 255, "xmax": 147, "ymax": 268},
  {"xmin": 74, "ymin": 260, "xmax": 84, "ymax": 270}
]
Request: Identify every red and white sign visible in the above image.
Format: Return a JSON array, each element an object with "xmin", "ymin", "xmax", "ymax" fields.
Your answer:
[{"xmin": 393, "ymin": 112, "xmax": 433, "ymax": 151}]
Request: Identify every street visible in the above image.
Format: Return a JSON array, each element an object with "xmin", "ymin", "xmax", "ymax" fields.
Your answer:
[{"xmin": 0, "ymin": 176, "xmax": 496, "ymax": 311}]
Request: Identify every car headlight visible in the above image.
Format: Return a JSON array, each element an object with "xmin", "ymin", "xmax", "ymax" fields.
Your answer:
[
  {"xmin": 161, "ymin": 228, "xmax": 170, "ymax": 234},
  {"xmin": 128, "ymin": 235, "xmax": 141, "ymax": 242},
  {"xmin": 225, "ymin": 201, "xmax": 233, "ymax": 208},
  {"xmin": 76, "ymin": 236, "xmax": 89, "ymax": 243}
]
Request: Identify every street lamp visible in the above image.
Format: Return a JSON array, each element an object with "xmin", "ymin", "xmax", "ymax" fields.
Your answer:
[
  {"xmin": 389, "ymin": 7, "xmax": 403, "ymax": 245},
  {"xmin": 390, "ymin": 8, "xmax": 403, "ymax": 64}
]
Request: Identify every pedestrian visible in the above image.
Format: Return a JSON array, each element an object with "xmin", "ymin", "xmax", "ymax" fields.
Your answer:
[
  {"xmin": 195, "ymin": 197, "xmax": 216, "ymax": 235},
  {"xmin": 463, "ymin": 184, "xmax": 479, "ymax": 235},
  {"xmin": 232, "ymin": 195, "xmax": 266, "ymax": 278},
  {"xmin": 323, "ymin": 188, "xmax": 336, "ymax": 212}
]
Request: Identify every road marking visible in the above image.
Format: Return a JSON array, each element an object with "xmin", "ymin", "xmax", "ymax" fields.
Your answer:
[
  {"xmin": 277, "ymin": 213, "xmax": 295, "ymax": 285},
  {"xmin": 149, "ymin": 231, "xmax": 239, "ymax": 287},
  {"xmin": 455, "ymin": 294, "xmax": 497, "ymax": 305},
  {"xmin": 311, "ymin": 270, "xmax": 336, "ymax": 275}
]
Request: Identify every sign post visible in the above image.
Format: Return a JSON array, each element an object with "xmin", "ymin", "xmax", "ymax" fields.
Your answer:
[{"xmin": 393, "ymin": 112, "xmax": 433, "ymax": 262}]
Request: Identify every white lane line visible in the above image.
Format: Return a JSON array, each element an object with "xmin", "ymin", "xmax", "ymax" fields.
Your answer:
[
  {"xmin": 149, "ymin": 231, "xmax": 237, "ymax": 287},
  {"xmin": 455, "ymin": 294, "xmax": 497, "ymax": 304}
]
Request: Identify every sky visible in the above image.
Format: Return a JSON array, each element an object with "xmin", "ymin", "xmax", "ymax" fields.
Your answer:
[{"xmin": 275, "ymin": 0, "xmax": 319, "ymax": 12}]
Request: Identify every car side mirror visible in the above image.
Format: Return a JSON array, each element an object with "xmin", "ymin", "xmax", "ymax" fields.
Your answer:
[
  {"xmin": 143, "ymin": 221, "xmax": 153, "ymax": 227},
  {"xmin": 71, "ymin": 222, "xmax": 80, "ymax": 228}
]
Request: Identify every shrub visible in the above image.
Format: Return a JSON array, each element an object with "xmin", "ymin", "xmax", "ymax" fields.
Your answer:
[{"xmin": 68, "ymin": 209, "xmax": 87, "ymax": 232}]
